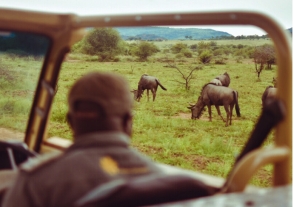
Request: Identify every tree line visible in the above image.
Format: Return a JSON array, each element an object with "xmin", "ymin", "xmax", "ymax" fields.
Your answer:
[
  {"xmin": 72, "ymin": 28, "xmax": 275, "ymax": 65},
  {"xmin": 209, "ymin": 34, "xmax": 269, "ymax": 40},
  {"xmin": 1, "ymin": 28, "xmax": 275, "ymax": 81}
]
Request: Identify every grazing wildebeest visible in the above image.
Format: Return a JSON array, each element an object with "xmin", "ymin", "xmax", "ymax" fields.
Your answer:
[
  {"xmin": 262, "ymin": 86, "xmax": 277, "ymax": 108},
  {"xmin": 187, "ymin": 83, "xmax": 241, "ymax": 126},
  {"xmin": 136, "ymin": 74, "xmax": 167, "ymax": 102},
  {"xmin": 130, "ymin": 89, "xmax": 140, "ymax": 100},
  {"xmin": 209, "ymin": 78, "xmax": 222, "ymax": 86},
  {"xmin": 215, "ymin": 72, "xmax": 230, "ymax": 87}
]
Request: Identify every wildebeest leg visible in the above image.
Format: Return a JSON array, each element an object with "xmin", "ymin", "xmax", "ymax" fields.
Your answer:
[
  {"xmin": 151, "ymin": 88, "xmax": 156, "ymax": 101},
  {"xmin": 147, "ymin": 89, "xmax": 150, "ymax": 101},
  {"xmin": 223, "ymin": 105, "xmax": 230, "ymax": 127},
  {"xmin": 215, "ymin": 105, "xmax": 225, "ymax": 122},
  {"xmin": 229, "ymin": 104, "xmax": 234, "ymax": 125},
  {"xmin": 207, "ymin": 105, "xmax": 212, "ymax": 121}
]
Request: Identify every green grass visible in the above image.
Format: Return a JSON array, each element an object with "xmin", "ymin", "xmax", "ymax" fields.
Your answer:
[
  {"xmin": 47, "ymin": 57, "xmax": 277, "ymax": 187},
  {"xmin": 0, "ymin": 56, "xmax": 43, "ymax": 132}
]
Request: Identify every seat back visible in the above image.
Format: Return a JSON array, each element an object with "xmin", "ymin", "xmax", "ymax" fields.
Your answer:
[
  {"xmin": 75, "ymin": 173, "xmax": 217, "ymax": 207},
  {"xmin": 0, "ymin": 141, "xmax": 37, "ymax": 170}
]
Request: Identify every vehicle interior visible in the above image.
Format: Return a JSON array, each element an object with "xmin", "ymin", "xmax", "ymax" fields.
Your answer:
[{"xmin": 0, "ymin": 8, "xmax": 292, "ymax": 206}]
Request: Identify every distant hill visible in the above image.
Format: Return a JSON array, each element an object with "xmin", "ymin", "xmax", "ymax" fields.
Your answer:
[
  {"xmin": 287, "ymin": 28, "xmax": 292, "ymax": 35},
  {"xmin": 115, "ymin": 26, "xmax": 232, "ymax": 40}
]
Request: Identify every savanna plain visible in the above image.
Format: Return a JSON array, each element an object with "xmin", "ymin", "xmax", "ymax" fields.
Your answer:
[
  {"xmin": 0, "ymin": 39, "xmax": 278, "ymax": 187},
  {"xmin": 50, "ymin": 39, "xmax": 278, "ymax": 187}
]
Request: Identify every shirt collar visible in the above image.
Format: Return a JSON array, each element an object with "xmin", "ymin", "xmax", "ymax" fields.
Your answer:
[{"xmin": 66, "ymin": 132, "xmax": 130, "ymax": 152}]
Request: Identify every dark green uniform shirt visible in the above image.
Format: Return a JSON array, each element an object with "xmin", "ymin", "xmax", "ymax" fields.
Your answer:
[{"xmin": 2, "ymin": 132, "xmax": 162, "ymax": 207}]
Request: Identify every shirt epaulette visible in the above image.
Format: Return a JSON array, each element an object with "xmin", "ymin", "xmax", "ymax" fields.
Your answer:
[{"xmin": 20, "ymin": 151, "xmax": 63, "ymax": 172}]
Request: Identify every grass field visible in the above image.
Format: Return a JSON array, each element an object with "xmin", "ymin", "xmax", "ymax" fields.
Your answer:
[
  {"xmin": 0, "ymin": 39, "xmax": 279, "ymax": 188},
  {"xmin": 48, "ymin": 54, "xmax": 277, "ymax": 187}
]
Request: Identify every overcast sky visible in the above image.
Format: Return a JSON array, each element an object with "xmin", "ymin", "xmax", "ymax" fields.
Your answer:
[{"xmin": 0, "ymin": 0, "xmax": 292, "ymax": 36}]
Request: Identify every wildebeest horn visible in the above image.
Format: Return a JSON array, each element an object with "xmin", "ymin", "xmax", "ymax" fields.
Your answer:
[
  {"xmin": 187, "ymin": 105, "xmax": 195, "ymax": 109},
  {"xmin": 189, "ymin": 103, "xmax": 195, "ymax": 106}
]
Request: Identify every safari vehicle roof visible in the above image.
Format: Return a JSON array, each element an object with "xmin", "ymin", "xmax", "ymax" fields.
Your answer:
[{"xmin": 0, "ymin": 7, "xmax": 292, "ymax": 192}]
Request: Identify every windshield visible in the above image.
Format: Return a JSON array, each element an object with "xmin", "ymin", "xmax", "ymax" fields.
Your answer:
[
  {"xmin": 0, "ymin": 31, "xmax": 50, "ymax": 141},
  {"xmin": 48, "ymin": 26, "xmax": 279, "ymax": 187}
]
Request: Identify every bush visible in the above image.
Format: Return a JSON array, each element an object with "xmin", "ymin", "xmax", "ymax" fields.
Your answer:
[
  {"xmin": 234, "ymin": 49, "xmax": 247, "ymax": 58},
  {"xmin": 98, "ymin": 52, "xmax": 120, "ymax": 62},
  {"xmin": 199, "ymin": 50, "xmax": 212, "ymax": 64},
  {"xmin": 181, "ymin": 49, "xmax": 193, "ymax": 58},
  {"xmin": 189, "ymin": 44, "xmax": 197, "ymax": 52},
  {"xmin": 171, "ymin": 43, "xmax": 188, "ymax": 54},
  {"xmin": 213, "ymin": 48, "xmax": 223, "ymax": 56},
  {"xmin": 235, "ymin": 56, "xmax": 243, "ymax": 63},
  {"xmin": 214, "ymin": 57, "xmax": 226, "ymax": 64},
  {"xmin": 162, "ymin": 49, "xmax": 170, "ymax": 54},
  {"xmin": 175, "ymin": 53, "xmax": 185, "ymax": 59},
  {"xmin": 223, "ymin": 47, "xmax": 232, "ymax": 55},
  {"xmin": 133, "ymin": 41, "xmax": 159, "ymax": 61},
  {"xmin": 71, "ymin": 41, "xmax": 84, "ymax": 53},
  {"xmin": 197, "ymin": 41, "xmax": 211, "ymax": 54}
]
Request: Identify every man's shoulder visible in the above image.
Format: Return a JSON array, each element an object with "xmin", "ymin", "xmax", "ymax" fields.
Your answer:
[{"xmin": 20, "ymin": 151, "xmax": 63, "ymax": 173}]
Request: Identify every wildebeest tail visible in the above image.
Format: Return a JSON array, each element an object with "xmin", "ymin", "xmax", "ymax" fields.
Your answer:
[
  {"xmin": 233, "ymin": 91, "xmax": 241, "ymax": 117},
  {"xmin": 155, "ymin": 79, "xmax": 167, "ymax": 90}
]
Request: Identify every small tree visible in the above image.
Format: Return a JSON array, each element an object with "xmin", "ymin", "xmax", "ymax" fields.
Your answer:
[
  {"xmin": 133, "ymin": 41, "xmax": 159, "ymax": 61},
  {"xmin": 168, "ymin": 62, "xmax": 202, "ymax": 90},
  {"xmin": 253, "ymin": 44, "xmax": 276, "ymax": 78},
  {"xmin": 253, "ymin": 47, "xmax": 266, "ymax": 78},
  {"xmin": 263, "ymin": 45, "xmax": 276, "ymax": 69},
  {"xmin": 82, "ymin": 28, "xmax": 123, "ymax": 62}
]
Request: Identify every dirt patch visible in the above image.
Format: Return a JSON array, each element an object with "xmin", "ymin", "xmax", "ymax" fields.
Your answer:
[
  {"xmin": 0, "ymin": 128, "xmax": 24, "ymax": 142},
  {"xmin": 172, "ymin": 113, "xmax": 240, "ymax": 123},
  {"xmin": 252, "ymin": 168, "xmax": 273, "ymax": 186},
  {"xmin": 186, "ymin": 154, "xmax": 211, "ymax": 171},
  {"xmin": 172, "ymin": 113, "xmax": 210, "ymax": 121},
  {"xmin": 174, "ymin": 113, "xmax": 190, "ymax": 119},
  {"xmin": 5, "ymin": 90, "xmax": 35, "ymax": 97}
]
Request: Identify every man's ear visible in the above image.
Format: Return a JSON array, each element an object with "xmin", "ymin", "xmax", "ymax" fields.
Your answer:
[
  {"xmin": 122, "ymin": 112, "xmax": 133, "ymax": 137},
  {"xmin": 66, "ymin": 112, "xmax": 73, "ymax": 129}
]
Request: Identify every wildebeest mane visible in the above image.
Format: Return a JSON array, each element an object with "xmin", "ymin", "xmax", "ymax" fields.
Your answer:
[
  {"xmin": 195, "ymin": 98, "xmax": 205, "ymax": 118},
  {"xmin": 196, "ymin": 84, "xmax": 213, "ymax": 118},
  {"xmin": 200, "ymin": 83, "xmax": 213, "ymax": 95}
]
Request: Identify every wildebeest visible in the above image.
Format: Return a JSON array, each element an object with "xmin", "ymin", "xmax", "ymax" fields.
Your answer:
[
  {"xmin": 187, "ymin": 83, "xmax": 241, "ymax": 126},
  {"xmin": 130, "ymin": 89, "xmax": 139, "ymax": 100},
  {"xmin": 209, "ymin": 78, "xmax": 222, "ymax": 86},
  {"xmin": 215, "ymin": 72, "xmax": 230, "ymax": 87},
  {"xmin": 136, "ymin": 74, "xmax": 167, "ymax": 102},
  {"xmin": 262, "ymin": 86, "xmax": 277, "ymax": 108}
]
